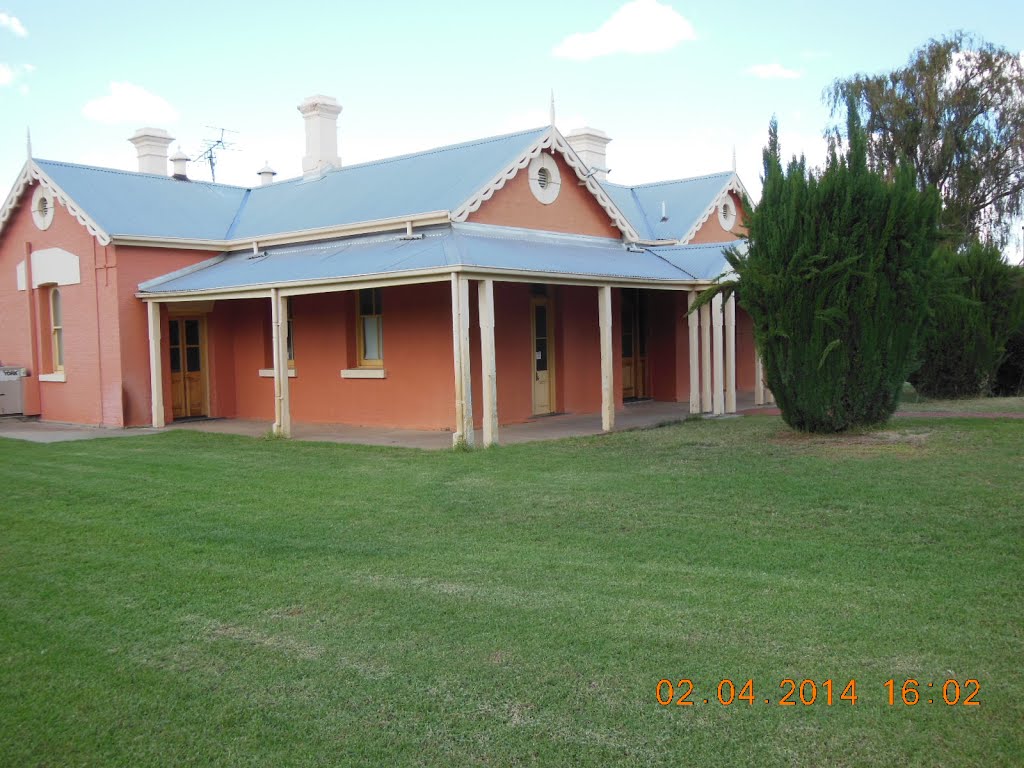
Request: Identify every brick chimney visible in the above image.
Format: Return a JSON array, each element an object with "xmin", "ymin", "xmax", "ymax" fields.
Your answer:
[
  {"xmin": 298, "ymin": 94, "xmax": 342, "ymax": 179},
  {"xmin": 566, "ymin": 127, "xmax": 611, "ymax": 182},
  {"xmin": 129, "ymin": 128, "xmax": 175, "ymax": 175}
]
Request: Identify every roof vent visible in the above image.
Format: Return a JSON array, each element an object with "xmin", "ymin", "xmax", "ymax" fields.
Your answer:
[
  {"xmin": 257, "ymin": 162, "xmax": 277, "ymax": 186},
  {"xmin": 128, "ymin": 127, "xmax": 175, "ymax": 175},
  {"xmin": 170, "ymin": 149, "xmax": 189, "ymax": 180}
]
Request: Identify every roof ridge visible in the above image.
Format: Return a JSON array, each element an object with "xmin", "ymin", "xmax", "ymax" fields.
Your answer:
[
  {"xmin": 265, "ymin": 126, "xmax": 549, "ymax": 187},
  {"xmin": 224, "ymin": 187, "xmax": 252, "ymax": 239},
  {"xmin": 624, "ymin": 170, "xmax": 734, "ymax": 190},
  {"xmin": 34, "ymin": 158, "xmax": 252, "ymax": 190},
  {"xmin": 652, "ymin": 239, "xmax": 745, "ymax": 251}
]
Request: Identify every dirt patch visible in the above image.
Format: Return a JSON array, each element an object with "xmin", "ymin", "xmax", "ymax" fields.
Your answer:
[{"xmin": 770, "ymin": 427, "xmax": 931, "ymax": 457}]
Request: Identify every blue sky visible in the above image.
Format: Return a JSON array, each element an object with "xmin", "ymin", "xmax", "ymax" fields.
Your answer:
[{"xmin": 2, "ymin": 1, "xmax": 1022, "ymax": 225}]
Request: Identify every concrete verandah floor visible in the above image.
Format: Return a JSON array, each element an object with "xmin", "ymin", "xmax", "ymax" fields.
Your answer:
[{"xmin": 166, "ymin": 396, "xmax": 759, "ymax": 450}]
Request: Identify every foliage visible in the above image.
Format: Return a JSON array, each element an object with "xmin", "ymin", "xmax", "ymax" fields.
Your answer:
[
  {"xmin": 698, "ymin": 102, "xmax": 940, "ymax": 432},
  {"xmin": 828, "ymin": 33, "xmax": 1024, "ymax": 247},
  {"xmin": 911, "ymin": 243, "xmax": 1024, "ymax": 397},
  {"xmin": 995, "ymin": 266, "xmax": 1024, "ymax": 395}
]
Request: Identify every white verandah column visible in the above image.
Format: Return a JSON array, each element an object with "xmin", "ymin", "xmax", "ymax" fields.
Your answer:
[
  {"xmin": 598, "ymin": 285, "xmax": 614, "ymax": 432},
  {"xmin": 725, "ymin": 293, "xmax": 737, "ymax": 414},
  {"xmin": 754, "ymin": 350, "xmax": 766, "ymax": 406},
  {"xmin": 450, "ymin": 273, "xmax": 475, "ymax": 446},
  {"xmin": 712, "ymin": 293, "xmax": 725, "ymax": 416},
  {"xmin": 687, "ymin": 291, "xmax": 700, "ymax": 414},
  {"xmin": 147, "ymin": 300, "xmax": 165, "ymax": 428},
  {"xmin": 478, "ymin": 278, "xmax": 498, "ymax": 446},
  {"xmin": 270, "ymin": 288, "xmax": 291, "ymax": 437},
  {"xmin": 700, "ymin": 301, "xmax": 712, "ymax": 413}
]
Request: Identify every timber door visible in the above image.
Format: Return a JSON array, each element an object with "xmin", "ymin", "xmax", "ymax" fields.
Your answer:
[
  {"xmin": 621, "ymin": 289, "xmax": 649, "ymax": 399},
  {"xmin": 169, "ymin": 317, "xmax": 208, "ymax": 419},
  {"xmin": 531, "ymin": 297, "xmax": 555, "ymax": 415}
]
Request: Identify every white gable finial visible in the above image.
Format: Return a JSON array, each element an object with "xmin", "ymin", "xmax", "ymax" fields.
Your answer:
[
  {"xmin": 26, "ymin": 127, "xmax": 32, "ymax": 159},
  {"xmin": 549, "ymin": 90, "xmax": 556, "ymax": 127},
  {"xmin": 732, "ymin": 145, "xmax": 736, "ymax": 172}
]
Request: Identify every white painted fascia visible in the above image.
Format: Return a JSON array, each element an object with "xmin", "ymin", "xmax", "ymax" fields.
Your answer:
[
  {"xmin": 0, "ymin": 161, "xmax": 32, "ymax": 232},
  {"xmin": 680, "ymin": 173, "xmax": 753, "ymax": 245},
  {"xmin": 113, "ymin": 211, "xmax": 453, "ymax": 252},
  {"xmin": 136, "ymin": 254, "xmax": 228, "ymax": 292},
  {"xmin": 0, "ymin": 160, "xmax": 113, "ymax": 246},
  {"xmin": 136, "ymin": 263, "xmax": 710, "ymax": 303},
  {"xmin": 449, "ymin": 127, "xmax": 641, "ymax": 243}
]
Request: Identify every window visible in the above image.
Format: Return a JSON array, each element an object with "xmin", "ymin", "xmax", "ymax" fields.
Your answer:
[
  {"xmin": 358, "ymin": 288, "xmax": 383, "ymax": 367},
  {"xmin": 50, "ymin": 287, "xmax": 64, "ymax": 372}
]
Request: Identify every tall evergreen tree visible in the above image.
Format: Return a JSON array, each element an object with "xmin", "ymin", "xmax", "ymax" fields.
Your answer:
[
  {"xmin": 829, "ymin": 33, "xmax": 1024, "ymax": 247},
  {"xmin": 912, "ymin": 245, "xmax": 1024, "ymax": 398},
  {"xmin": 698, "ymin": 101, "xmax": 940, "ymax": 432}
]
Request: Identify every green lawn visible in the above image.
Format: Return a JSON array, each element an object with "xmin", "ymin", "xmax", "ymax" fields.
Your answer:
[
  {"xmin": 1, "ymin": 416, "xmax": 1022, "ymax": 767},
  {"xmin": 897, "ymin": 395, "xmax": 1024, "ymax": 413}
]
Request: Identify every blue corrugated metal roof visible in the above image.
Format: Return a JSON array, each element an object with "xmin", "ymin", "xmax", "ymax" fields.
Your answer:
[
  {"xmin": 604, "ymin": 172, "xmax": 733, "ymax": 241},
  {"xmin": 33, "ymin": 127, "xmax": 548, "ymax": 242},
  {"xmin": 649, "ymin": 240, "xmax": 743, "ymax": 280},
  {"xmin": 230, "ymin": 128, "xmax": 548, "ymax": 239},
  {"xmin": 35, "ymin": 159, "xmax": 248, "ymax": 240},
  {"xmin": 139, "ymin": 224, "xmax": 733, "ymax": 295}
]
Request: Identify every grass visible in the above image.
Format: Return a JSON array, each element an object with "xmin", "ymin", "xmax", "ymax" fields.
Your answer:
[
  {"xmin": 897, "ymin": 395, "xmax": 1024, "ymax": 413},
  {"xmin": 1, "ymin": 415, "xmax": 1022, "ymax": 767}
]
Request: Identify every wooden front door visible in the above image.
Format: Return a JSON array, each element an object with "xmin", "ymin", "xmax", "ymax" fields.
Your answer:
[
  {"xmin": 621, "ymin": 289, "xmax": 649, "ymax": 399},
  {"xmin": 169, "ymin": 317, "xmax": 207, "ymax": 419},
  {"xmin": 531, "ymin": 296, "xmax": 555, "ymax": 415}
]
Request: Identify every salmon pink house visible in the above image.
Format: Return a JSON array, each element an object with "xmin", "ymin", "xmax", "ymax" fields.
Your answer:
[{"xmin": 0, "ymin": 95, "xmax": 770, "ymax": 445}]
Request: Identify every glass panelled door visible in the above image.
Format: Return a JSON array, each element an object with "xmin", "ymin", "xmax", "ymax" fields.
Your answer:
[
  {"xmin": 531, "ymin": 297, "xmax": 554, "ymax": 415},
  {"xmin": 169, "ymin": 317, "xmax": 207, "ymax": 419}
]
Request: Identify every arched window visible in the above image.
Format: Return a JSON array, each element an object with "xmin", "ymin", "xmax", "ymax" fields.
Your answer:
[{"xmin": 50, "ymin": 287, "xmax": 64, "ymax": 372}]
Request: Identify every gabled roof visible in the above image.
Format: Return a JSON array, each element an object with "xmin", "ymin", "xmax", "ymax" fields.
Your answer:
[
  {"xmin": 1, "ymin": 125, "xmax": 739, "ymax": 251},
  {"xmin": 228, "ymin": 128, "xmax": 551, "ymax": 239},
  {"xmin": 605, "ymin": 172, "xmax": 746, "ymax": 243},
  {"xmin": 138, "ymin": 224, "xmax": 736, "ymax": 296},
  {"xmin": 34, "ymin": 159, "xmax": 249, "ymax": 241}
]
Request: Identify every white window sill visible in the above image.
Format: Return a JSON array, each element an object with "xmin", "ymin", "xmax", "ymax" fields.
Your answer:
[
  {"xmin": 38, "ymin": 372, "xmax": 66, "ymax": 383},
  {"xmin": 341, "ymin": 368, "xmax": 386, "ymax": 379},
  {"xmin": 258, "ymin": 368, "xmax": 297, "ymax": 378}
]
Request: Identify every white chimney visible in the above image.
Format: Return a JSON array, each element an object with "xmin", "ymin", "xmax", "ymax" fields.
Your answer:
[
  {"xmin": 298, "ymin": 94, "xmax": 342, "ymax": 179},
  {"xmin": 566, "ymin": 127, "xmax": 611, "ymax": 182},
  {"xmin": 129, "ymin": 128, "xmax": 175, "ymax": 175},
  {"xmin": 170, "ymin": 149, "xmax": 189, "ymax": 180},
  {"xmin": 257, "ymin": 162, "xmax": 277, "ymax": 186}
]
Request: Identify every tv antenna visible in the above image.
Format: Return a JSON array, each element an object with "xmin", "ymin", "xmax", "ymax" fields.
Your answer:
[{"xmin": 193, "ymin": 126, "xmax": 239, "ymax": 182}]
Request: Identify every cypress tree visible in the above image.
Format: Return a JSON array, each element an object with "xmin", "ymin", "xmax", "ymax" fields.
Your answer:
[
  {"xmin": 912, "ymin": 246, "xmax": 1024, "ymax": 398},
  {"xmin": 708, "ymin": 101, "xmax": 940, "ymax": 432}
]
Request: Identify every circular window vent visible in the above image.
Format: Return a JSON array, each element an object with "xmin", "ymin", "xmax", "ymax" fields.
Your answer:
[
  {"xmin": 528, "ymin": 153, "xmax": 560, "ymax": 205},
  {"xmin": 31, "ymin": 186, "xmax": 55, "ymax": 231},
  {"xmin": 718, "ymin": 196, "xmax": 737, "ymax": 231}
]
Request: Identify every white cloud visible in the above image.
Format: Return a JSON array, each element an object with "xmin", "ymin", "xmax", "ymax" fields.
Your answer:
[
  {"xmin": 552, "ymin": 0, "xmax": 695, "ymax": 61},
  {"xmin": 0, "ymin": 61, "xmax": 32, "ymax": 88},
  {"xmin": 82, "ymin": 82, "xmax": 180, "ymax": 125},
  {"xmin": 746, "ymin": 63, "xmax": 802, "ymax": 80},
  {"xmin": 0, "ymin": 12, "xmax": 27, "ymax": 37}
]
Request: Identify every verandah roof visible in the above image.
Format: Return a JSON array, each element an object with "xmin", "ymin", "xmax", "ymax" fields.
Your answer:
[{"xmin": 138, "ymin": 224, "xmax": 740, "ymax": 296}]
